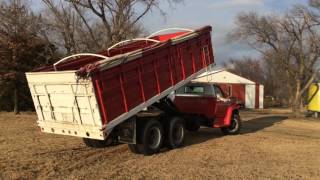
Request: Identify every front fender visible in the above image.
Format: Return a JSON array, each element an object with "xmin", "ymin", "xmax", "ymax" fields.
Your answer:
[{"xmin": 213, "ymin": 103, "xmax": 240, "ymax": 128}]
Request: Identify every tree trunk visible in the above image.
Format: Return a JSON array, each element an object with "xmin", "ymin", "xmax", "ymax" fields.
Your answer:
[
  {"xmin": 292, "ymin": 97, "xmax": 302, "ymax": 117},
  {"xmin": 13, "ymin": 85, "xmax": 19, "ymax": 115},
  {"xmin": 292, "ymin": 80, "xmax": 302, "ymax": 117}
]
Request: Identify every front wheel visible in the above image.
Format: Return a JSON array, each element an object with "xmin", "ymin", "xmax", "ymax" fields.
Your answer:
[{"xmin": 221, "ymin": 114, "xmax": 242, "ymax": 135}]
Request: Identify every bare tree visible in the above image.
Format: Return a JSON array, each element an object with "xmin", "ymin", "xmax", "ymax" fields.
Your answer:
[
  {"xmin": 42, "ymin": 0, "xmax": 181, "ymax": 54},
  {"xmin": 0, "ymin": 0, "xmax": 55, "ymax": 114},
  {"xmin": 67, "ymin": 0, "xmax": 181, "ymax": 46},
  {"xmin": 262, "ymin": 52, "xmax": 294, "ymax": 106},
  {"xmin": 230, "ymin": 6, "xmax": 320, "ymax": 115},
  {"xmin": 42, "ymin": 0, "xmax": 100, "ymax": 54}
]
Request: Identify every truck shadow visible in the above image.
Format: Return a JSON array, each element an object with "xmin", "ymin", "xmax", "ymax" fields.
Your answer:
[
  {"xmin": 184, "ymin": 115, "xmax": 288, "ymax": 146},
  {"xmin": 240, "ymin": 116, "xmax": 288, "ymax": 134}
]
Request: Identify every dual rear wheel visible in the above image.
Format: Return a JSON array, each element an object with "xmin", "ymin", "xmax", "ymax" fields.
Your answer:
[
  {"xmin": 84, "ymin": 114, "xmax": 241, "ymax": 155},
  {"xmin": 128, "ymin": 117, "xmax": 185, "ymax": 155}
]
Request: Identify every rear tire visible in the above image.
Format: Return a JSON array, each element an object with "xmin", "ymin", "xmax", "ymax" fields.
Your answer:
[
  {"xmin": 166, "ymin": 117, "xmax": 185, "ymax": 149},
  {"xmin": 221, "ymin": 114, "xmax": 242, "ymax": 135},
  {"xmin": 138, "ymin": 119, "xmax": 164, "ymax": 155}
]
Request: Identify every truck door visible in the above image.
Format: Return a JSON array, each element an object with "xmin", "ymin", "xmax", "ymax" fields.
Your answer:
[
  {"xmin": 174, "ymin": 84, "xmax": 216, "ymax": 118},
  {"xmin": 213, "ymin": 85, "xmax": 230, "ymax": 119}
]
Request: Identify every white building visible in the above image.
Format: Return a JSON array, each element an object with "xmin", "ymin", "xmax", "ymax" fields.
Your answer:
[{"xmin": 193, "ymin": 69, "xmax": 264, "ymax": 109}]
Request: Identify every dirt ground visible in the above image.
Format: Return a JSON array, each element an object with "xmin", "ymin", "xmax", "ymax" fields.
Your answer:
[{"xmin": 0, "ymin": 110, "xmax": 320, "ymax": 180}]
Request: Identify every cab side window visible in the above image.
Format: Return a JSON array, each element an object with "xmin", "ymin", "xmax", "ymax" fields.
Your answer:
[{"xmin": 184, "ymin": 86, "xmax": 205, "ymax": 94}]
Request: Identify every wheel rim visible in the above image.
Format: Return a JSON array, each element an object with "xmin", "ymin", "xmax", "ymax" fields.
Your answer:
[
  {"xmin": 172, "ymin": 123, "xmax": 184, "ymax": 145},
  {"xmin": 148, "ymin": 127, "xmax": 161, "ymax": 149},
  {"xmin": 228, "ymin": 117, "xmax": 239, "ymax": 133}
]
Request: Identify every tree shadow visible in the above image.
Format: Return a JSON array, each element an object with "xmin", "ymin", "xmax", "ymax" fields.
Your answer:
[{"xmin": 184, "ymin": 115, "xmax": 288, "ymax": 146}]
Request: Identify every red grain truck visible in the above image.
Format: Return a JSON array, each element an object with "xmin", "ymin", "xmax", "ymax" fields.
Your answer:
[{"xmin": 26, "ymin": 26, "xmax": 241, "ymax": 155}]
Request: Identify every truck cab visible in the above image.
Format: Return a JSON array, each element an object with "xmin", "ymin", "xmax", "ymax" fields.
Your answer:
[{"xmin": 174, "ymin": 82, "xmax": 241, "ymax": 133}]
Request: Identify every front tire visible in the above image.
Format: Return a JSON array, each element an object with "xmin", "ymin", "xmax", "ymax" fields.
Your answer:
[
  {"xmin": 221, "ymin": 114, "xmax": 242, "ymax": 135},
  {"xmin": 138, "ymin": 119, "xmax": 164, "ymax": 155}
]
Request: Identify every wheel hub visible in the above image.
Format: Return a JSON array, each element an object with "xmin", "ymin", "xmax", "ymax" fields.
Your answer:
[
  {"xmin": 148, "ymin": 127, "xmax": 161, "ymax": 149},
  {"xmin": 228, "ymin": 118, "xmax": 239, "ymax": 133}
]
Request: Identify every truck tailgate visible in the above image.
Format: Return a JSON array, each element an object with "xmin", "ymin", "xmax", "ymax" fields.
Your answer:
[{"xmin": 26, "ymin": 71, "xmax": 105, "ymax": 140}]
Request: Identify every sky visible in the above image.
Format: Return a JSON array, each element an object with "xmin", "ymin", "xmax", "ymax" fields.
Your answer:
[{"xmin": 141, "ymin": 0, "xmax": 309, "ymax": 65}]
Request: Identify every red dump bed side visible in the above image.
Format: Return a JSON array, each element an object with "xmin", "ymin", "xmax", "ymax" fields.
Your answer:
[{"xmin": 91, "ymin": 26, "xmax": 214, "ymax": 125}]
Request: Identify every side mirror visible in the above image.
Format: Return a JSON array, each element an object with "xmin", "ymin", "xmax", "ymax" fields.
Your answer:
[{"xmin": 225, "ymin": 85, "xmax": 232, "ymax": 98}]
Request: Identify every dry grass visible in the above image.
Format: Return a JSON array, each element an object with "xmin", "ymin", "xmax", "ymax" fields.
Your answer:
[{"xmin": 0, "ymin": 110, "xmax": 319, "ymax": 179}]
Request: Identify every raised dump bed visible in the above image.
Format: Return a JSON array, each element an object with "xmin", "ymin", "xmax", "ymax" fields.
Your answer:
[{"xmin": 26, "ymin": 26, "xmax": 214, "ymax": 140}]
